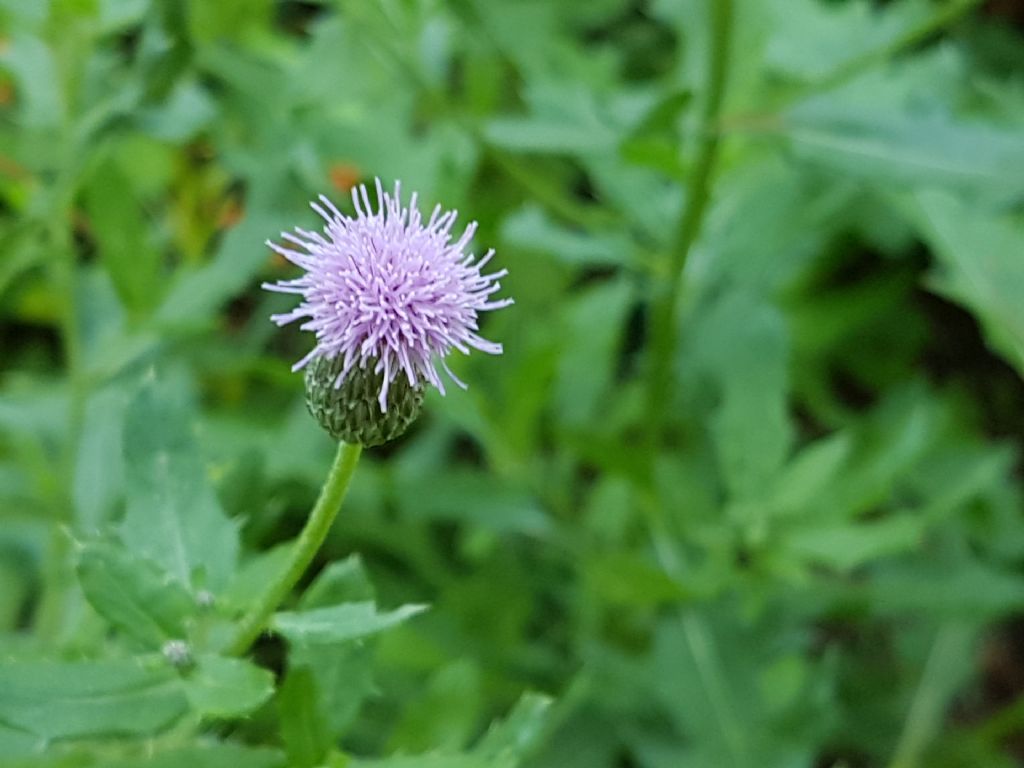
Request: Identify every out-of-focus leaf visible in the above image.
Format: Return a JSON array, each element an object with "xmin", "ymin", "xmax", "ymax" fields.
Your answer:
[
  {"xmin": 501, "ymin": 206, "xmax": 632, "ymax": 268},
  {"xmin": 350, "ymin": 756, "xmax": 496, "ymax": 768},
  {"xmin": 0, "ymin": 34, "xmax": 63, "ymax": 127},
  {"xmin": 0, "ymin": 659, "xmax": 186, "ymax": 739},
  {"xmin": 784, "ymin": 514, "xmax": 926, "ymax": 571},
  {"xmin": 120, "ymin": 378, "xmax": 240, "ymax": 591},
  {"xmin": 390, "ymin": 660, "xmax": 482, "ymax": 753},
  {"xmin": 136, "ymin": 79, "xmax": 217, "ymax": 142},
  {"xmin": 864, "ymin": 557, "xmax": 1024, "ymax": 619},
  {"xmin": 75, "ymin": 538, "xmax": 195, "ymax": 649},
  {"xmin": 72, "ymin": 384, "xmax": 130, "ymax": 532},
  {"xmin": 278, "ymin": 666, "xmax": 331, "ymax": 768},
  {"xmin": 108, "ymin": 744, "xmax": 286, "ymax": 768},
  {"xmin": 393, "ymin": 469, "xmax": 549, "ymax": 535},
  {"xmin": 553, "ymin": 277, "xmax": 634, "ymax": 428},
  {"xmin": 299, "ymin": 555, "xmax": 376, "ymax": 610},
  {"xmin": 181, "ymin": 655, "xmax": 275, "ymax": 719},
  {"xmin": 82, "ymin": 158, "xmax": 163, "ymax": 315},
  {"xmin": 486, "ymin": 80, "xmax": 652, "ymax": 157},
  {"xmin": 687, "ymin": 288, "xmax": 792, "ymax": 501},
  {"xmin": 584, "ymin": 552, "xmax": 689, "ymax": 606},
  {"xmin": 905, "ymin": 191, "xmax": 1024, "ymax": 377},
  {"xmin": 220, "ymin": 543, "xmax": 293, "ymax": 615},
  {"xmin": 766, "ymin": 434, "xmax": 851, "ymax": 517},
  {"xmin": 0, "ymin": 721, "xmax": 43, "ymax": 758},
  {"xmin": 475, "ymin": 693, "xmax": 554, "ymax": 765},
  {"xmin": 781, "ymin": 103, "xmax": 1024, "ymax": 204},
  {"xmin": 289, "ymin": 639, "xmax": 375, "ymax": 743},
  {"xmin": 273, "ymin": 602, "xmax": 427, "ymax": 646},
  {"xmin": 763, "ymin": 0, "xmax": 932, "ymax": 81}
]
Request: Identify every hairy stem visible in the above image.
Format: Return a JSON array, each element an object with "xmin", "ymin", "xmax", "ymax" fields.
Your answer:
[
  {"xmin": 226, "ymin": 441, "xmax": 362, "ymax": 656},
  {"xmin": 646, "ymin": 0, "xmax": 734, "ymax": 441}
]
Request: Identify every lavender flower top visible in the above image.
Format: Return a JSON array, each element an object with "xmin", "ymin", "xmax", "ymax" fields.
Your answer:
[{"xmin": 263, "ymin": 179, "xmax": 512, "ymax": 411}]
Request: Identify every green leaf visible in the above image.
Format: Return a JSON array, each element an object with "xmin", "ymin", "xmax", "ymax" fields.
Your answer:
[
  {"xmin": 278, "ymin": 666, "xmax": 331, "ymax": 768},
  {"xmin": 475, "ymin": 693, "xmax": 554, "ymax": 765},
  {"xmin": 766, "ymin": 433, "xmax": 852, "ymax": 517},
  {"xmin": 273, "ymin": 602, "xmax": 427, "ymax": 646},
  {"xmin": 350, "ymin": 756, "xmax": 495, "ymax": 768},
  {"xmin": 687, "ymin": 288, "xmax": 792, "ymax": 500},
  {"xmin": 390, "ymin": 661, "xmax": 483, "ymax": 753},
  {"xmin": 107, "ymin": 744, "xmax": 286, "ymax": 768},
  {"xmin": 864, "ymin": 557, "xmax": 1024, "ymax": 619},
  {"xmin": 289, "ymin": 640, "xmax": 375, "ymax": 744},
  {"xmin": 553, "ymin": 277, "xmax": 634, "ymax": 427},
  {"xmin": 0, "ymin": 721, "xmax": 44, "ymax": 758},
  {"xmin": 72, "ymin": 385, "xmax": 130, "ymax": 532},
  {"xmin": 392, "ymin": 469, "xmax": 549, "ymax": 535},
  {"xmin": 221, "ymin": 543, "xmax": 295, "ymax": 615},
  {"xmin": 485, "ymin": 80, "xmax": 649, "ymax": 156},
  {"xmin": 784, "ymin": 514, "xmax": 926, "ymax": 571},
  {"xmin": 584, "ymin": 552, "xmax": 689, "ymax": 606},
  {"xmin": 905, "ymin": 191, "xmax": 1024, "ymax": 377},
  {"xmin": 82, "ymin": 158, "xmax": 163, "ymax": 315},
  {"xmin": 0, "ymin": 659, "xmax": 186, "ymax": 739},
  {"xmin": 762, "ymin": 0, "xmax": 932, "ymax": 81},
  {"xmin": 75, "ymin": 538, "xmax": 195, "ymax": 649},
  {"xmin": 501, "ymin": 206, "xmax": 633, "ymax": 268},
  {"xmin": 120, "ymin": 378, "xmax": 240, "ymax": 591},
  {"xmin": 299, "ymin": 555, "xmax": 376, "ymax": 610},
  {"xmin": 0, "ymin": 34, "xmax": 64, "ymax": 127},
  {"xmin": 782, "ymin": 101, "xmax": 1024, "ymax": 204},
  {"xmin": 182, "ymin": 655, "xmax": 275, "ymax": 719}
]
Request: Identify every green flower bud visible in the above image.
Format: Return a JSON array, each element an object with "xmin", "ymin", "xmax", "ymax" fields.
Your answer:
[{"xmin": 304, "ymin": 354, "xmax": 424, "ymax": 447}]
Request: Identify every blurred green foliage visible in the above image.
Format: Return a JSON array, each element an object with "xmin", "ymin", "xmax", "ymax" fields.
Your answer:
[{"xmin": 2, "ymin": 0, "xmax": 1024, "ymax": 766}]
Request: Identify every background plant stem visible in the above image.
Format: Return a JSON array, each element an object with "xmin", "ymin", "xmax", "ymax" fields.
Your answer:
[
  {"xmin": 645, "ymin": 0, "xmax": 734, "ymax": 443},
  {"xmin": 226, "ymin": 441, "xmax": 362, "ymax": 656}
]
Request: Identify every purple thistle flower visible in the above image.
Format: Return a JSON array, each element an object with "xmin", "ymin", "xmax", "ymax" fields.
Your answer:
[{"xmin": 263, "ymin": 179, "xmax": 512, "ymax": 412}]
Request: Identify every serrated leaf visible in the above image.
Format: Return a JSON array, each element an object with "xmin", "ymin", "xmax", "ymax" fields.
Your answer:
[
  {"xmin": 273, "ymin": 602, "xmax": 427, "ymax": 646},
  {"xmin": 75, "ymin": 538, "xmax": 195, "ymax": 649},
  {"xmin": 782, "ymin": 103, "xmax": 1024, "ymax": 204},
  {"xmin": 0, "ymin": 659, "xmax": 186, "ymax": 740},
  {"xmin": 182, "ymin": 655, "xmax": 275, "ymax": 719},
  {"xmin": 120, "ymin": 379, "xmax": 240, "ymax": 591}
]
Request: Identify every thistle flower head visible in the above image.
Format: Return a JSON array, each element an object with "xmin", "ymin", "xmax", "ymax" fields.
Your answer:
[{"xmin": 263, "ymin": 179, "xmax": 512, "ymax": 414}]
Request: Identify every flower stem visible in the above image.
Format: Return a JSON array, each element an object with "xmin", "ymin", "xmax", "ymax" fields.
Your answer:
[
  {"xmin": 226, "ymin": 440, "xmax": 362, "ymax": 656},
  {"xmin": 646, "ymin": 0, "xmax": 734, "ymax": 443}
]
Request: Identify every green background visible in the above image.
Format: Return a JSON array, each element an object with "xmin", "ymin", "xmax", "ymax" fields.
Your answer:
[{"xmin": 2, "ymin": 1, "xmax": 1024, "ymax": 766}]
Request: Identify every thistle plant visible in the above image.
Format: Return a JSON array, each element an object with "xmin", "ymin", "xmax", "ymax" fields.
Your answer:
[
  {"xmin": 264, "ymin": 178, "xmax": 512, "ymax": 432},
  {"xmin": 227, "ymin": 179, "xmax": 512, "ymax": 654}
]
